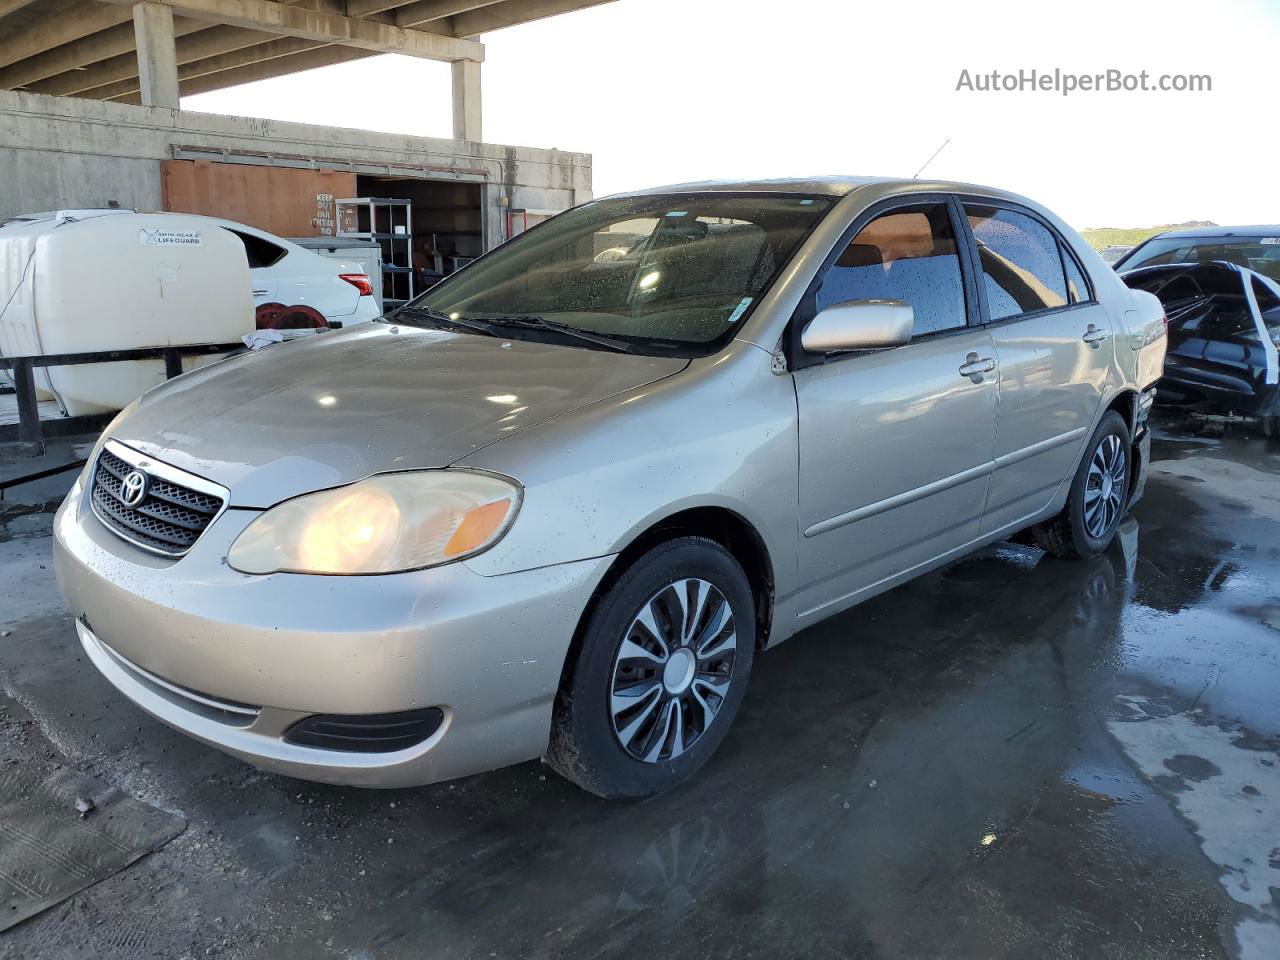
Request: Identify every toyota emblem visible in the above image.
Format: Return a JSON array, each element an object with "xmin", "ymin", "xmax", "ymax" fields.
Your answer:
[{"xmin": 120, "ymin": 470, "xmax": 149, "ymax": 508}]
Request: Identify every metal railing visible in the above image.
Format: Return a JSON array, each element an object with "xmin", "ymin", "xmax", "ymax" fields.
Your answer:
[{"xmin": 0, "ymin": 343, "xmax": 243, "ymax": 458}]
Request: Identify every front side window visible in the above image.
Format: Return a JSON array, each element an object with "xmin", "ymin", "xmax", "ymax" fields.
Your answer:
[
  {"xmin": 816, "ymin": 204, "xmax": 967, "ymax": 336},
  {"xmin": 965, "ymin": 205, "xmax": 1068, "ymax": 320},
  {"xmin": 409, "ymin": 193, "xmax": 834, "ymax": 354}
]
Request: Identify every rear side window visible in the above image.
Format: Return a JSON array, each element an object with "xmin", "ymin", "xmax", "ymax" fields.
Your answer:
[
  {"xmin": 816, "ymin": 203, "xmax": 967, "ymax": 337},
  {"xmin": 225, "ymin": 228, "xmax": 287, "ymax": 269},
  {"xmin": 965, "ymin": 205, "xmax": 1067, "ymax": 320},
  {"xmin": 1064, "ymin": 251, "xmax": 1091, "ymax": 304}
]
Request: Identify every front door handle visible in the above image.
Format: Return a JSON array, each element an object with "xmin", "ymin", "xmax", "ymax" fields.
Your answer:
[
  {"xmin": 1083, "ymin": 324, "xmax": 1110, "ymax": 346},
  {"xmin": 959, "ymin": 352, "xmax": 996, "ymax": 380}
]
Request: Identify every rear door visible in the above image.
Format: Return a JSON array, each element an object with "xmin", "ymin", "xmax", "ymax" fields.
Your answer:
[
  {"xmin": 791, "ymin": 197, "xmax": 999, "ymax": 621},
  {"xmin": 271, "ymin": 246, "xmax": 363, "ymax": 323},
  {"xmin": 959, "ymin": 203, "xmax": 1113, "ymax": 534},
  {"xmin": 228, "ymin": 228, "xmax": 349, "ymax": 333}
]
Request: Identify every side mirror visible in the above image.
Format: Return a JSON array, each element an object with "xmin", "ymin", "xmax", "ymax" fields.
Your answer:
[{"xmin": 801, "ymin": 299, "xmax": 914, "ymax": 353}]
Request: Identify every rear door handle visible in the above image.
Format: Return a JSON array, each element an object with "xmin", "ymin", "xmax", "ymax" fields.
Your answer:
[
  {"xmin": 1083, "ymin": 324, "xmax": 1110, "ymax": 346},
  {"xmin": 959, "ymin": 353, "xmax": 996, "ymax": 379}
]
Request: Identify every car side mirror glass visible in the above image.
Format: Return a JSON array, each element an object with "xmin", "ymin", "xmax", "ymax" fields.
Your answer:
[{"xmin": 801, "ymin": 299, "xmax": 914, "ymax": 353}]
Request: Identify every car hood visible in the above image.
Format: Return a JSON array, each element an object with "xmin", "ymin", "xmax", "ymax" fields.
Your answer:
[{"xmin": 111, "ymin": 323, "xmax": 688, "ymax": 507}]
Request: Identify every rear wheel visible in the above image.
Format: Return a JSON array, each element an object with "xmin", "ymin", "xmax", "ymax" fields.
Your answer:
[
  {"xmin": 546, "ymin": 537, "xmax": 755, "ymax": 799},
  {"xmin": 1032, "ymin": 412, "xmax": 1131, "ymax": 560}
]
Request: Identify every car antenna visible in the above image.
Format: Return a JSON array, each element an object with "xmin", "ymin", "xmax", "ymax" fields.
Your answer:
[{"xmin": 913, "ymin": 137, "xmax": 952, "ymax": 179}]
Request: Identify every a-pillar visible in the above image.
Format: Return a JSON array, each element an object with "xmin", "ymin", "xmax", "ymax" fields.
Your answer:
[{"xmin": 132, "ymin": 2, "xmax": 179, "ymax": 109}]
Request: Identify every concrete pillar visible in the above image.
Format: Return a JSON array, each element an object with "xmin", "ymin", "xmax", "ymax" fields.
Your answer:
[
  {"xmin": 451, "ymin": 59, "xmax": 481, "ymax": 142},
  {"xmin": 132, "ymin": 2, "xmax": 179, "ymax": 110}
]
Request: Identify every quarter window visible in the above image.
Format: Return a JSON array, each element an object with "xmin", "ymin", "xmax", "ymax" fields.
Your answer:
[
  {"xmin": 816, "ymin": 204, "xmax": 967, "ymax": 337},
  {"xmin": 225, "ymin": 228, "xmax": 287, "ymax": 269},
  {"xmin": 965, "ymin": 205, "xmax": 1068, "ymax": 320},
  {"xmin": 1064, "ymin": 250, "xmax": 1091, "ymax": 304}
]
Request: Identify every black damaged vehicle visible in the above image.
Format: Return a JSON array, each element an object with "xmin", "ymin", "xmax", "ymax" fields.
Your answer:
[{"xmin": 1116, "ymin": 226, "xmax": 1280, "ymax": 435}]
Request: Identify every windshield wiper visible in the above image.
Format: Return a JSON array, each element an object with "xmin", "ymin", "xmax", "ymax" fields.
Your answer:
[
  {"xmin": 478, "ymin": 315, "xmax": 635, "ymax": 353},
  {"xmin": 390, "ymin": 305, "xmax": 503, "ymax": 337}
]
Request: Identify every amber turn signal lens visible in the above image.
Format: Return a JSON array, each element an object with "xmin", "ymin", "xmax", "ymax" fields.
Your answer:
[{"xmin": 444, "ymin": 498, "xmax": 512, "ymax": 558}]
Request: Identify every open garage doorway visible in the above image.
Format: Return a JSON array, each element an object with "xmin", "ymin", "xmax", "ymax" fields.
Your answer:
[{"xmin": 349, "ymin": 176, "xmax": 485, "ymax": 305}]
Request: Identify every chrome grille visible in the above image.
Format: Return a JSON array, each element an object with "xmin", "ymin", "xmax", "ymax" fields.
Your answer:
[{"xmin": 91, "ymin": 446, "xmax": 225, "ymax": 556}]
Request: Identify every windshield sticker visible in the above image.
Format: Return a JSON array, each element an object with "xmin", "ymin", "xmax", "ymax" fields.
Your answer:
[
  {"xmin": 1261, "ymin": 237, "xmax": 1280, "ymax": 245},
  {"xmin": 727, "ymin": 297, "xmax": 753, "ymax": 324},
  {"xmin": 140, "ymin": 228, "xmax": 202, "ymax": 247},
  {"xmin": 664, "ymin": 211, "xmax": 688, "ymax": 218}
]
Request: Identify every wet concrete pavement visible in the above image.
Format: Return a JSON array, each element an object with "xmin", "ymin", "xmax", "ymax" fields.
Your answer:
[{"xmin": 1, "ymin": 413, "xmax": 1278, "ymax": 959}]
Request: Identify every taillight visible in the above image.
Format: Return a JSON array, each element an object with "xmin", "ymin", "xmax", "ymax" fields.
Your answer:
[{"xmin": 340, "ymin": 274, "xmax": 373, "ymax": 296}]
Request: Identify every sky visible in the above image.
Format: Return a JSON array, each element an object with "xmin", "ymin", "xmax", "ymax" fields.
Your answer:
[{"xmin": 184, "ymin": 0, "xmax": 1280, "ymax": 230}]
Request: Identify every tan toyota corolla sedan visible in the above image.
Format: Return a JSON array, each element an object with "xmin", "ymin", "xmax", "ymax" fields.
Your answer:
[{"xmin": 54, "ymin": 177, "xmax": 1168, "ymax": 798}]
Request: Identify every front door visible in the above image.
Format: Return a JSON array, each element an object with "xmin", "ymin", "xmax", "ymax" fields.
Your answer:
[
  {"xmin": 960, "ymin": 203, "xmax": 1112, "ymax": 534},
  {"xmin": 792, "ymin": 199, "xmax": 999, "ymax": 622}
]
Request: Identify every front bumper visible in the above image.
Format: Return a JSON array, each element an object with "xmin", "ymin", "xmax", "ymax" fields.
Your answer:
[{"xmin": 53, "ymin": 478, "xmax": 612, "ymax": 788}]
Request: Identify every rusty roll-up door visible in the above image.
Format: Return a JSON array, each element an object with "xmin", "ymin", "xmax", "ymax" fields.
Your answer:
[{"xmin": 161, "ymin": 160, "xmax": 357, "ymax": 237}]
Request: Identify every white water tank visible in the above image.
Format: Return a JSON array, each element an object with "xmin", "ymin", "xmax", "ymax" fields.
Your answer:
[{"xmin": 0, "ymin": 210, "xmax": 253, "ymax": 415}]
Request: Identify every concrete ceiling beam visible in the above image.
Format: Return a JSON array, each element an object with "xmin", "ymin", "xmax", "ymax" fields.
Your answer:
[
  {"xmin": 0, "ymin": 3, "xmax": 135, "ymax": 71},
  {"xmin": 391, "ymin": 0, "xmax": 493, "ymax": 29},
  {"xmin": 97, "ymin": 0, "xmax": 484, "ymax": 61},
  {"xmin": 450, "ymin": 0, "xmax": 612, "ymax": 38},
  {"xmin": 168, "ymin": 41, "xmax": 373, "ymax": 98},
  {"xmin": 343, "ymin": 0, "xmax": 409, "ymax": 16},
  {"xmin": 0, "ymin": 17, "xmax": 211, "ymax": 91},
  {"xmin": 85, "ymin": 34, "xmax": 326, "ymax": 98},
  {"xmin": 32, "ymin": 24, "xmax": 286, "ymax": 96},
  {"xmin": 0, "ymin": 0, "xmax": 42, "ymax": 18}
]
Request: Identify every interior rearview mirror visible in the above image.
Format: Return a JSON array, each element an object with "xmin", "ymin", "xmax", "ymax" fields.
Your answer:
[{"xmin": 801, "ymin": 299, "xmax": 914, "ymax": 353}]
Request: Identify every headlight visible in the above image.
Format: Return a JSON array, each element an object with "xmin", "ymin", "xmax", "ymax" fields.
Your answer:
[{"xmin": 227, "ymin": 471, "xmax": 521, "ymax": 575}]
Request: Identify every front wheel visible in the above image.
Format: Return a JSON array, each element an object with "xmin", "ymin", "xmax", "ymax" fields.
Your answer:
[
  {"xmin": 546, "ymin": 537, "xmax": 755, "ymax": 799},
  {"xmin": 1032, "ymin": 411, "xmax": 1132, "ymax": 560}
]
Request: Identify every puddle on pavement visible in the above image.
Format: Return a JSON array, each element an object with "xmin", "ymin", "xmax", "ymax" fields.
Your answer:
[{"xmin": 1105, "ymin": 419, "xmax": 1280, "ymax": 960}]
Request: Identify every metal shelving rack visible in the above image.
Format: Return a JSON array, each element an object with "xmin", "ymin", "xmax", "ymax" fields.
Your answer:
[{"xmin": 336, "ymin": 198, "xmax": 414, "ymax": 309}]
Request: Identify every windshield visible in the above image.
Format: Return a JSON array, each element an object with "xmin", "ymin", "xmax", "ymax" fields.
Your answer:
[
  {"xmin": 1121, "ymin": 234, "xmax": 1280, "ymax": 281},
  {"xmin": 402, "ymin": 193, "xmax": 834, "ymax": 354}
]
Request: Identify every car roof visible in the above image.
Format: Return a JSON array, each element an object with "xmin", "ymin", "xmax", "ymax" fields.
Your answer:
[
  {"xmin": 1144, "ymin": 225, "xmax": 1280, "ymax": 241},
  {"xmin": 609, "ymin": 175, "xmax": 1028, "ymax": 202},
  {"xmin": 613, "ymin": 176, "xmax": 894, "ymax": 197}
]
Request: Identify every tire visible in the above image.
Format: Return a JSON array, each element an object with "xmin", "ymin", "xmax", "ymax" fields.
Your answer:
[
  {"xmin": 1032, "ymin": 411, "xmax": 1132, "ymax": 560},
  {"xmin": 546, "ymin": 537, "xmax": 756, "ymax": 799}
]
